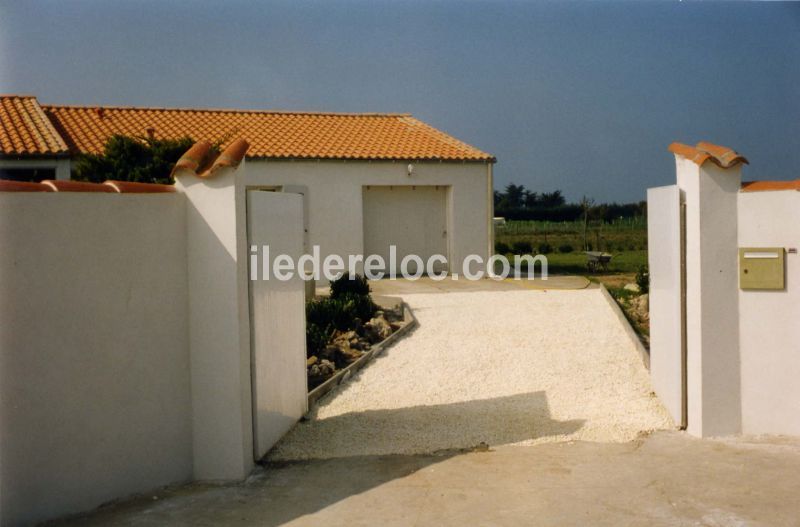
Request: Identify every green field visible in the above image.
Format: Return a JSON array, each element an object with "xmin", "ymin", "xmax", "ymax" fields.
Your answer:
[{"xmin": 495, "ymin": 219, "xmax": 648, "ymax": 276}]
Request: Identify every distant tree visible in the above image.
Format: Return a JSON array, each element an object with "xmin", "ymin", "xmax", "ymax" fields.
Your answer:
[
  {"xmin": 493, "ymin": 190, "xmax": 503, "ymax": 208},
  {"xmin": 503, "ymin": 183, "xmax": 526, "ymax": 209},
  {"xmin": 523, "ymin": 190, "xmax": 539, "ymax": 208},
  {"xmin": 539, "ymin": 190, "xmax": 565, "ymax": 208},
  {"xmin": 73, "ymin": 134, "xmax": 196, "ymax": 184}
]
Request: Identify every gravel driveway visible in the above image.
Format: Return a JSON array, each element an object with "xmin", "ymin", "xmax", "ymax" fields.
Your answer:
[{"xmin": 270, "ymin": 289, "xmax": 672, "ymax": 460}]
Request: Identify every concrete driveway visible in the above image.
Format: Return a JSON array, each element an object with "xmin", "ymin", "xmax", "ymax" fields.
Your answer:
[{"xmin": 53, "ymin": 432, "xmax": 800, "ymax": 526}]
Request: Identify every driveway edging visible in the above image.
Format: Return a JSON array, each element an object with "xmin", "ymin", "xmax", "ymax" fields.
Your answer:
[
  {"xmin": 307, "ymin": 300, "xmax": 418, "ymax": 410},
  {"xmin": 598, "ymin": 284, "xmax": 650, "ymax": 369}
]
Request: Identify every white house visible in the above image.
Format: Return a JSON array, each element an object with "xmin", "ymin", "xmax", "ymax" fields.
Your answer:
[{"xmin": 0, "ymin": 95, "xmax": 496, "ymax": 275}]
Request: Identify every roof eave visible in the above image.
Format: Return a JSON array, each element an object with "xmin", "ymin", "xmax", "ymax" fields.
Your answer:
[{"xmin": 246, "ymin": 155, "xmax": 495, "ymax": 163}]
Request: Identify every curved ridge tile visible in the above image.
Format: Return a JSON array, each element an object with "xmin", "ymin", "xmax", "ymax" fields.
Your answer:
[
  {"xmin": 669, "ymin": 141, "xmax": 748, "ymax": 169},
  {"xmin": 41, "ymin": 180, "xmax": 115, "ymax": 192},
  {"xmin": 0, "ymin": 180, "xmax": 53, "ymax": 192},
  {"xmin": 103, "ymin": 180, "xmax": 176, "ymax": 193},
  {"xmin": 171, "ymin": 140, "xmax": 214, "ymax": 176}
]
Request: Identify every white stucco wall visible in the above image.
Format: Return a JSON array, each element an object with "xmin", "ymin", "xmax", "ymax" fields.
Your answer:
[
  {"xmin": 0, "ymin": 193, "xmax": 192, "ymax": 526},
  {"xmin": 244, "ymin": 160, "xmax": 492, "ymax": 277},
  {"xmin": 737, "ymin": 190, "xmax": 800, "ymax": 436},
  {"xmin": 655, "ymin": 152, "xmax": 800, "ymax": 439}
]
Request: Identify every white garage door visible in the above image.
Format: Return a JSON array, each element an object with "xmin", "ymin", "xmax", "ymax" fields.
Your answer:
[{"xmin": 363, "ymin": 185, "xmax": 448, "ymax": 274}]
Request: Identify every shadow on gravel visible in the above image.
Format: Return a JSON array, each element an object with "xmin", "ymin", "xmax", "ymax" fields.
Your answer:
[{"xmin": 271, "ymin": 391, "xmax": 585, "ymax": 461}]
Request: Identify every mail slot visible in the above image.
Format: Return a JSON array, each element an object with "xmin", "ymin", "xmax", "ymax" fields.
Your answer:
[{"xmin": 739, "ymin": 247, "xmax": 785, "ymax": 290}]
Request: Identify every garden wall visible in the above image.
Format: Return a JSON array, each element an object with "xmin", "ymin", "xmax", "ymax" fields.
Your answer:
[
  {"xmin": 650, "ymin": 142, "xmax": 800, "ymax": 438},
  {"xmin": 0, "ymin": 151, "xmax": 309, "ymax": 525},
  {"xmin": 0, "ymin": 192, "xmax": 193, "ymax": 526}
]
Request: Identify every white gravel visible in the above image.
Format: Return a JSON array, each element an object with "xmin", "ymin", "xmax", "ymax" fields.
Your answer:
[{"xmin": 270, "ymin": 289, "xmax": 673, "ymax": 460}]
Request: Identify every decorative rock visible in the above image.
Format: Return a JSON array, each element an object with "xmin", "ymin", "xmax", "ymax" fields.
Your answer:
[
  {"xmin": 365, "ymin": 315, "xmax": 392, "ymax": 343},
  {"xmin": 624, "ymin": 283, "xmax": 641, "ymax": 293}
]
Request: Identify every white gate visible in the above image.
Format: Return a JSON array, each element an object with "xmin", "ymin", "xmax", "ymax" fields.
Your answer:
[
  {"xmin": 647, "ymin": 185, "xmax": 686, "ymax": 428},
  {"xmin": 246, "ymin": 190, "xmax": 308, "ymax": 459}
]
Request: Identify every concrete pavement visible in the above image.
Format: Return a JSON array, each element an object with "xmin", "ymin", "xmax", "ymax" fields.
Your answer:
[{"xmin": 50, "ymin": 431, "xmax": 800, "ymax": 526}]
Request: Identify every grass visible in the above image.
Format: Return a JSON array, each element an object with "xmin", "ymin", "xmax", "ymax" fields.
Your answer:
[{"xmin": 543, "ymin": 250, "xmax": 647, "ymax": 275}]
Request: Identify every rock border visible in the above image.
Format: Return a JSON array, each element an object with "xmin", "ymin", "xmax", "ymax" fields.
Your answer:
[
  {"xmin": 307, "ymin": 300, "xmax": 418, "ymax": 409},
  {"xmin": 598, "ymin": 283, "xmax": 650, "ymax": 369}
]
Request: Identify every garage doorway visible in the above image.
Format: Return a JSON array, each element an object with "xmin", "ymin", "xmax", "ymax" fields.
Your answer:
[{"xmin": 362, "ymin": 185, "xmax": 449, "ymax": 275}]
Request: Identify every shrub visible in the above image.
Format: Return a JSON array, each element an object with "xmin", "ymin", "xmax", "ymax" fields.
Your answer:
[
  {"xmin": 330, "ymin": 273, "xmax": 370, "ymax": 299},
  {"xmin": 538, "ymin": 243, "xmax": 553, "ymax": 254},
  {"xmin": 636, "ymin": 265, "xmax": 649, "ymax": 294},
  {"xmin": 558, "ymin": 244, "xmax": 573, "ymax": 253},
  {"xmin": 73, "ymin": 134, "xmax": 197, "ymax": 184},
  {"xmin": 306, "ymin": 296, "xmax": 354, "ymax": 332},
  {"xmin": 495, "ymin": 241, "xmax": 511, "ymax": 254},
  {"xmin": 306, "ymin": 323, "xmax": 331, "ymax": 358},
  {"xmin": 339, "ymin": 291, "xmax": 376, "ymax": 322},
  {"xmin": 512, "ymin": 240, "xmax": 533, "ymax": 254}
]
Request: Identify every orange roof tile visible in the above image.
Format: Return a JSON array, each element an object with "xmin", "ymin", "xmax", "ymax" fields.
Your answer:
[
  {"xmin": 171, "ymin": 139, "xmax": 250, "ymax": 179},
  {"xmin": 668, "ymin": 141, "xmax": 748, "ymax": 169},
  {"xmin": 0, "ymin": 96, "xmax": 69, "ymax": 156},
  {"xmin": 40, "ymin": 101, "xmax": 494, "ymax": 162},
  {"xmin": 740, "ymin": 180, "xmax": 800, "ymax": 192}
]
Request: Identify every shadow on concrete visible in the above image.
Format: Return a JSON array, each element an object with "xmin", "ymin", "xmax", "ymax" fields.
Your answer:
[{"xmin": 50, "ymin": 392, "xmax": 583, "ymax": 526}]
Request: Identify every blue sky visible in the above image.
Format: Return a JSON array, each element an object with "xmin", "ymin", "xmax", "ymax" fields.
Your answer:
[{"xmin": 1, "ymin": 0, "xmax": 798, "ymax": 202}]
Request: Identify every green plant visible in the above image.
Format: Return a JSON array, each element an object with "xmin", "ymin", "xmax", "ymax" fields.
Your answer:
[
  {"xmin": 495, "ymin": 241, "xmax": 511, "ymax": 254},
  {"xmin": 306, "ymin": 323, "xmax": 331, "ymax": 358},
  {"xmin": 558, "ymin": 244, "xmax": 573, "ymax": 253},
  {"xmin": 636, "ymin": 264, "xmax": 650, "ymax": 294},
  {"xmin": 73, "ymin": 134, "xmax": 198, "ymax": 184},
  {"xmin": 339, "ymin": 291, "xmax": 376, "ymax": 322},
  {"xmin": 538, "ymin": 242, "xmax": 553, "ymax": 254},
  {"xmin": 329, "ymin": 273, "xmax": 371, "ymax": 299},
  {"xmin": 306, "ymin": 296, "xmax": 352, "ymax": 331},
  {"xmin": 512, "ymin": 240, "xmax": 533, "ymax": 254}
]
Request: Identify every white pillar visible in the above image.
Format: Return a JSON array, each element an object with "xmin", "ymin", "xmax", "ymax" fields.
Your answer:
[
  {"xmin": 675, "ymin": 154, "xmax": 742, "ymax": 437},
  {"xmin": 175, "ymin": 163, "xmax": 254, "ymax": 480}
]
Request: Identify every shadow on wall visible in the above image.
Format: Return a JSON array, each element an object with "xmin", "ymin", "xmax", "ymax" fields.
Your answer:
[
  {"xmin": 51, "ymin": 391, "xmax": 583, "ymax": 527},
  {"xmin": 270, "ymin": 391, "xmax": 585, "ymax": 460}
]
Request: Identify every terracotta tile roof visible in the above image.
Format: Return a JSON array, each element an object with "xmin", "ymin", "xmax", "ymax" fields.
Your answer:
[
  {"xmin": 172, "ymin": 138, "xmax": 250, "ymax": 179},
  {"xmin": 40, "ymin": 102, "xmax": 494, "ymax": 162},
  {"xmin": 0, "ymin": 96, "xmax": 69, "ymax": 156},
  {"xmin": 668, "ymin": 141, "xmax": 748, "ymax": 169},
  {"xmin": 740, "ymin": 179, "xmax": 800, "ymax": 192}
]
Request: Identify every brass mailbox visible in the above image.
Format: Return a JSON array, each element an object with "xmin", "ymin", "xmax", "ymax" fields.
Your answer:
[{"xmin": 739, "ymin": 248, "xmax": 785, "ymax": 290}]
